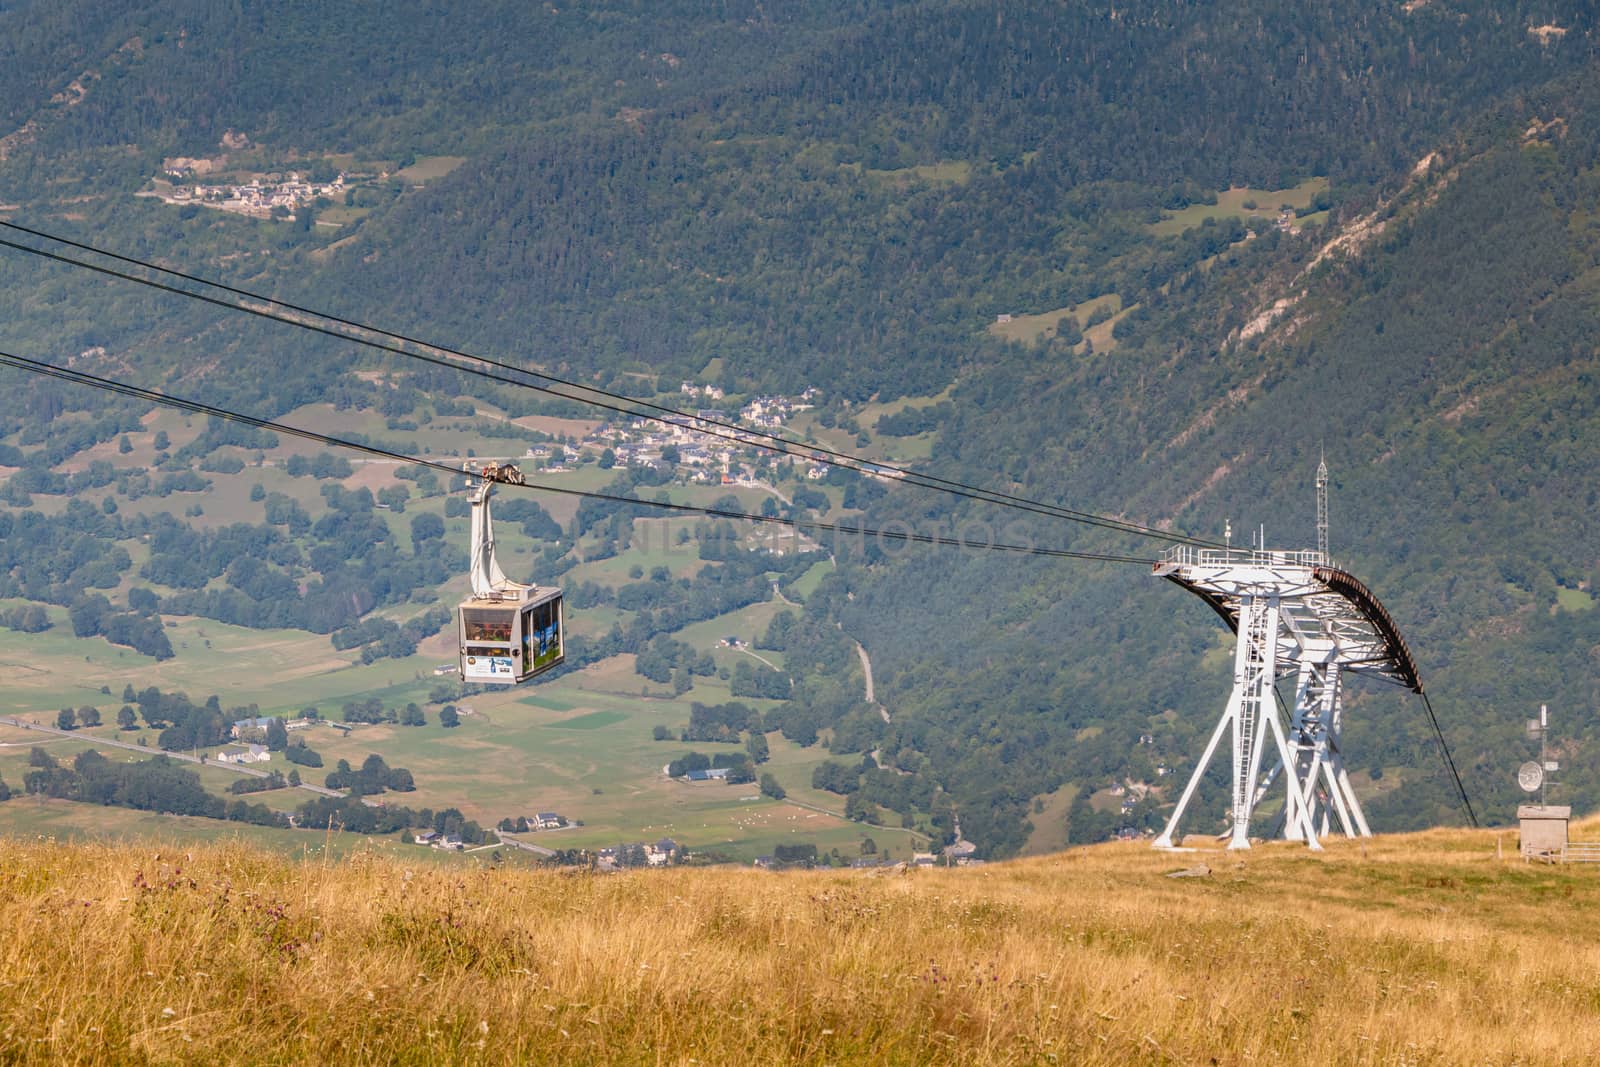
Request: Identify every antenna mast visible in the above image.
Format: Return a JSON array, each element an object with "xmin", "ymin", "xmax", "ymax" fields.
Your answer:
[{"xmin": 1316, "ymin": 448, "xmax": 1329, "ymax": 561}]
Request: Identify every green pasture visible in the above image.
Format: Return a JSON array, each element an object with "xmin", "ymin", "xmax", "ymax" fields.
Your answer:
[
  {"xmin": 1148, "ymin": 177, "xmax": 1329, "ymax": 236},
  {"xmin": 856, "ymin": 159, "xmax": 974, "ymax": 187},
  {"xmin": 988, "ymin": 293, "xmax": 1121, "ymax": 346},
  {"xmin": 1556, "ymin": 586, "xmax": 1595, "ymax": 612},
  {"xmin": 394, "ymin": 155, "xmax": 468, "ymax": 183},
  {"xmin": 545, "ymin": 709, "xmax": 627, "ymax": 730},
  {"xmin": 508, "ymin": 413, "xmax": 602, "ymax": 438},
  {"xmin": 852, "ymin": 385, "xmax": 955, "ymax": 430},
  {"xmin": 0, "ymin": 796, "xmax": 532, "ymax": 866},
  {"xmin": 1083, "ymin": 300, "xmax": 1137, "ymax": 355},
  {"xmin": 786, "ymin": 559, "xmax": 833, "ymax": 601},
  {"xmin": 565, "ymin": 605, "xmax": 626, "ymax": 640},
  {"xmin": 1020, "ymin": 782, "xmax": 1077, "ymax": 856},
  {"xmin": 1200, "ymin": 628, "xmax": 1235, "ymax": 672},
  {"xmin": 566, "ymin": 518, "xmax": 710, "ymax": 588},
  {"xmin": 519, "ymin": 692, "xmax": 581, "ymax": 712},
  {"xmin": 783, "ymin": 412, "xmax": 928, "ymax": 467},
  {"xmin": 277, "ymin": 657, "xmax": 883, "ymax": 861},
  {"xmin": 313, "ymin": 205, "xmax": 371, "ymax": 227},
  {"xmin": 672, "ymin": 599, "xmax": 787, "ymax": 653},
  {"xmin": 0, "ymin": 588, "xmax": 901, "ymax": 861},
  {"xmin": 872, "ymin": 432, "xmax": 935, "ymax": 461},
  {"xmin": 0, "ymin": 612, "xmax": 438, "ymax": 718}
]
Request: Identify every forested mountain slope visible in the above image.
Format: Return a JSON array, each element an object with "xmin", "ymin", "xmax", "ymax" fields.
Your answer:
[
  {"xmin": 0, "ymin": 1, "xmax": 1596, "ymax": 856},
  {"xmin": 841, "ymin": 71, "xmax": 1600, "ymax": 851}
]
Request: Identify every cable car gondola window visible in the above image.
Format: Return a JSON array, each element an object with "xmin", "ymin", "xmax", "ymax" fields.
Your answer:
[{"xmin": 462, "ymin": 608, "xmax": 514, "ymax": 643}]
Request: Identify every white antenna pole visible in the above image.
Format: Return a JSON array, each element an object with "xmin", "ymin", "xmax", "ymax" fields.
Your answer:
[
  {"xmin": 1541, "ymin": 704, "xmax": 1549, "ymax": 807},
  {"xmin": 1316, "ymin": 448, "xmax": 1329, "ymax": 560}
]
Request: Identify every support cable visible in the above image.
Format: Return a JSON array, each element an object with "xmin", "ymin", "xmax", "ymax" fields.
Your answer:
[
  {"xmin": 0, "ymin": 348, "xmax": 1157, "ymax": 566},
  {"xmin": 0, "ymin": 221, "xmax": 1223, "ymax": 549},
  {"xmin": 1271, "ymin": 678, "xmax": 1477, "ymax": 830},
  {"xmin": 1419, "ymin": 691, "xmax": 1479, "ymax": 828}
]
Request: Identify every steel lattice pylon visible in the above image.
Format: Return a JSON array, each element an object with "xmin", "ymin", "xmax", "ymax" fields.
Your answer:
[{"xmin": 1151, "ymin": 546, "xmax": 1421, "ymax": 851}]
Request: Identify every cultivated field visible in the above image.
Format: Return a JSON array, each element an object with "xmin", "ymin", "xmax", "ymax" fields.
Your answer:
[
  {"xmin": 0, "ymin": 826, "xmax": 1592, "ymax": 1064},
  {"xmin": 0, "ymin": 614, "xmax": 902, "ymax": 864},
  {"xmin": 0, "ymin": 393, "xmax": 907, "ymax": 863}
]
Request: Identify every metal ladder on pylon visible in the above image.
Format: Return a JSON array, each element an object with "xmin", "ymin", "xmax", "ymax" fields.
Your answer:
[{"xmin": 1229, "ymin": 596, "xmax": 1276, "ymax": 848}]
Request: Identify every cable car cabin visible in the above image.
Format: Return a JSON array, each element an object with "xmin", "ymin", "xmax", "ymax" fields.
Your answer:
[
  {"xmin": 458, "ymin": 586, "xmax": 564, "ymax": 685},
  {"xmin": 457, "ymin": 472, "xmax": 564, "ymax": 685}
]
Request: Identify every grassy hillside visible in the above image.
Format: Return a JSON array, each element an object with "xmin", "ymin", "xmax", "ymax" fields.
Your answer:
[{"xmin": 2, "ymin": 828, "xmax": 1596, "ymax": 1064}]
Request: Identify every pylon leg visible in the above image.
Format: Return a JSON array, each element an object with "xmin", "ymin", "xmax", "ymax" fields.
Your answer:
[
  {"xmin": 1334, "ymin": 762, "xmax": 1371, "ymax": 837},
  {"xmin": 1153, "ymin": 697, "xmax": 1234, "ymax": 849},
  {"xmin": 1266, "ymin": 709, "xmax": 1320, "ymax": 849}
]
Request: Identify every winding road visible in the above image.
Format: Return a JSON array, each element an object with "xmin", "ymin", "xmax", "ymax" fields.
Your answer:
[{"xmin": 853, "ymin": 641, "xmax": 891, "ymax": 724}]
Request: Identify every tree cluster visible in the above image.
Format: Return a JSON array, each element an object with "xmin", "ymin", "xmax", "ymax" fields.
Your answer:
[
  {"xmin": 324, "ymin": 754, "xmax": 416, "ymax": 796},
  {"xmin": 24, "ymin": 748, "xmax": 285, "ymax": 828}
]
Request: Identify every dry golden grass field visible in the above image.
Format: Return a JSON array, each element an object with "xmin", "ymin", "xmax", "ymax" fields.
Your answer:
[{"xmin": 1, "ymin": 824, "xmax": 1597, "ymax": 1065}]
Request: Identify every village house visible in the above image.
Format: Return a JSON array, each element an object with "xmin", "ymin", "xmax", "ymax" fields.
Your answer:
[
  {"xmin": 943, "ymin": 840, "xmax": 978, "ymax": 865},
  {"xmin": 216, "ymin": 743, "xmax": 270, "ymax": 765},
  {"xmin": 230, "ymin": 716, "xmax": 275, "ymax": 739}
]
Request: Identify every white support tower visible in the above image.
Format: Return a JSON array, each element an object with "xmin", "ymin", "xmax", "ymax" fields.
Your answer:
[{"xmin": 1151, "ymin": 542, "xmax": 1421, "ymax": 850}]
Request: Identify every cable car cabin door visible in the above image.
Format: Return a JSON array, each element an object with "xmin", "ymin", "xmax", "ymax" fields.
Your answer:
[{"xmin": 458, "ymin": 591, "xmax": 563, "ymax": 685}]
